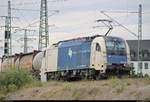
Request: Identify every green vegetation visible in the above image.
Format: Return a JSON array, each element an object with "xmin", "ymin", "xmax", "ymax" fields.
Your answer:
[
  {"xmin": 0, "ymin": 69, "xmax": 150, "ymax": 100},
  {"xmin": 110, "ymin": 76, "xmax": 119, "ymax": 86},
  {"xmin": 0, "ymin": 69, "xmax": 41, "ymax": 100},
  {"xmin": 62, "ymin": 83, "xmax": 72, "ymax": 91}
]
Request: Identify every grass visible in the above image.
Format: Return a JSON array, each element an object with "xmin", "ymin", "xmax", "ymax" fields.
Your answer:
[
  {"xmin": 72, "ymin": 90, "xmax": 82, "ymax": 100},
  {"xmin": 62, "ymin": 83, "xmax": 72, "ymax": 91},
  {"xmin": 0, "ymin": 69, "xmax": 41, "ymax": 100},
  {"xmin": 116, "ymin": 85, "xmax": 124, "ymax": 94},
  {"xmin": 0, "ymin": 70, "xmax": 150, "ymax": 100},
  {"xmin": 110, "ymin": 76, "xmax": 120, "ymax": 87}
]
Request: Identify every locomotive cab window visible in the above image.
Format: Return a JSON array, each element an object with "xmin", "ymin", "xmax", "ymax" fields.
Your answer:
[{"xmin": 96, "ymin": 43, "xmax": 101, "ymax": 52}]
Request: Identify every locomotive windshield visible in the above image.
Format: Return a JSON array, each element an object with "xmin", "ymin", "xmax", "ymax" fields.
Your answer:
[{"xmin": 106, "ymin": 37, "xmax": 126, "ymax": 56}]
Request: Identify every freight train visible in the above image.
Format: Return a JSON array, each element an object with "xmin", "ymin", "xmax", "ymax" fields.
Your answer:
[{"xmin": 0, "ymin": 35, "xmax": 131, "ymax": 81}]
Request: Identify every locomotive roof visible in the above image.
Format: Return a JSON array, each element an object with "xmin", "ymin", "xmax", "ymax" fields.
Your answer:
[
  {"xmin": 53, "ymin": 35, "xmax": 103, "ymax": 46},
  {"xmin": 53, "ymin": 35, "xmax": 124, "ymax": 46}
]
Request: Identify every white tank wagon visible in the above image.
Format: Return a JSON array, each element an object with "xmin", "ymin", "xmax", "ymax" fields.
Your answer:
[{"xmin": 33, "ymin": 51, "xmax": 44, "ymax": 70}]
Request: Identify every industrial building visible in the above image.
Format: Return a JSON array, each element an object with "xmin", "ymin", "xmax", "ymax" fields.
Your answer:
[{"xmin": 127, "ymin": 40, "xmax": 150, "ymax": 76}]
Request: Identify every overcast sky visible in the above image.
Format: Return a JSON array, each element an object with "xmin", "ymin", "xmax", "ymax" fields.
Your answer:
[{"xmin": 0, "ymin": 0, "xmax": 150, "ymax": 57}]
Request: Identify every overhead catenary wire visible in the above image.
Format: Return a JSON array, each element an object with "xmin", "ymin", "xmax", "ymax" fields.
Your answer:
[
  {"xmin": 13, "ymin": 8, "xmax": 32, "ymax": 27},
  {"xmin": 1, "ymin": 1, "xmax": 149, "ymax": 50},
  {"xmin": 100, "ymin": 10, "xmax": 139, "ymax": 14},
  {"xmin": 0, "ymin": 0, "xmax": 68, "ymax": 7},
  {"xmin": 0, "ymin": 1, "xmax": 40, "ymax": 7},
  {"xmin": 0, "ymin": 1, "xmax": 60, "ymax": 53},
  {"xmin": 99, "ymin": 10, "xmax": 150, "ymax": 14},
  {"xmin": 11, "ymin": 8, "xmax": 60, "ymax": 12},
  {"xmin": 12, "ymin": 10, "xmax": 59, "ymax": 34},
  {"xmin": 100, "ymin": 11, "xmax": 138, "ymax": 38}
]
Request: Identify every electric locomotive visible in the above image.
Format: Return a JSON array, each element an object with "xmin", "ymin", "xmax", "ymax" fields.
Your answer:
[{"xmin": 40, "ymin": 35, "xmax": 131, "ymax": 81}]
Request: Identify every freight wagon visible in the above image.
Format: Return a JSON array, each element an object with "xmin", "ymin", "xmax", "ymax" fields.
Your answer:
[
  {"xmin": 40, "ymin": 35, "xmax": 131, "ymax": 81},
  {"xmin": 1, "ymin": 51, "xmax": 41, "ymax": 77}
]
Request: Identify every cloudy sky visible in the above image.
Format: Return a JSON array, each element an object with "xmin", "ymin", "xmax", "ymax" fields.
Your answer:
[{"xmin": 0, "ymin": 0, "xmax": 150, "ymax": 57}]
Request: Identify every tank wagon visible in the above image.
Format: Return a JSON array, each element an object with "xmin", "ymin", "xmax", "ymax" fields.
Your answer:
[
  {"xmin": 1, "ymin": 55, "xmax": 16, "ymax": 71},
  {"xmin": 40, "ymin": 35, "xmax": 131, "ymax": 81},
  {"xmin": 1, "ymin": 50, "xmax": 41, "ymax": 77}
]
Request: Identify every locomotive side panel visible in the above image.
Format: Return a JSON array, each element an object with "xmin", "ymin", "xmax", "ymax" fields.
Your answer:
[{"xmin": 57, "ymin": 40, "xmax": 92, "ymax": 71}]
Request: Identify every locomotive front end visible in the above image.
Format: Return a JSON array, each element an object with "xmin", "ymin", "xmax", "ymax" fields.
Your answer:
[{"xmin": 105, "ymin": 36, "xmax": 131, "ymax": 76}]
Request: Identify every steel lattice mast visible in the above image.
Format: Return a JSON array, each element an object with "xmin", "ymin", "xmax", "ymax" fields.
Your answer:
[
  {"xmin": 4, "ymin": 0, "xmax": 12, "ymax": 57},
  {"xmin": 137, "ymin": 4, "xmax": 142, "ymax": 76},
  {"xmin": 38, "ymin": 0, "xmax": 49, "ymax": 50}
]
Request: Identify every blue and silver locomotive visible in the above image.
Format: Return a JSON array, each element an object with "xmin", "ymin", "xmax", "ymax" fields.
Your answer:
[{"xmin": 40, "ymin": 35, "xmax": 131, "ymax": 81}]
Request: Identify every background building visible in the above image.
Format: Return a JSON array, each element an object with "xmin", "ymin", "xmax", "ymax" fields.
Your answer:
[{"xmin": 127, "ymin": 40, "xmax": 150, "ymax": 76}]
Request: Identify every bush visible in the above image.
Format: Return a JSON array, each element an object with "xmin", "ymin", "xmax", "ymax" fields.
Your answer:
[{"xmin": 0, "ymin": 69, "xmax": 34, "ymax": 93}]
